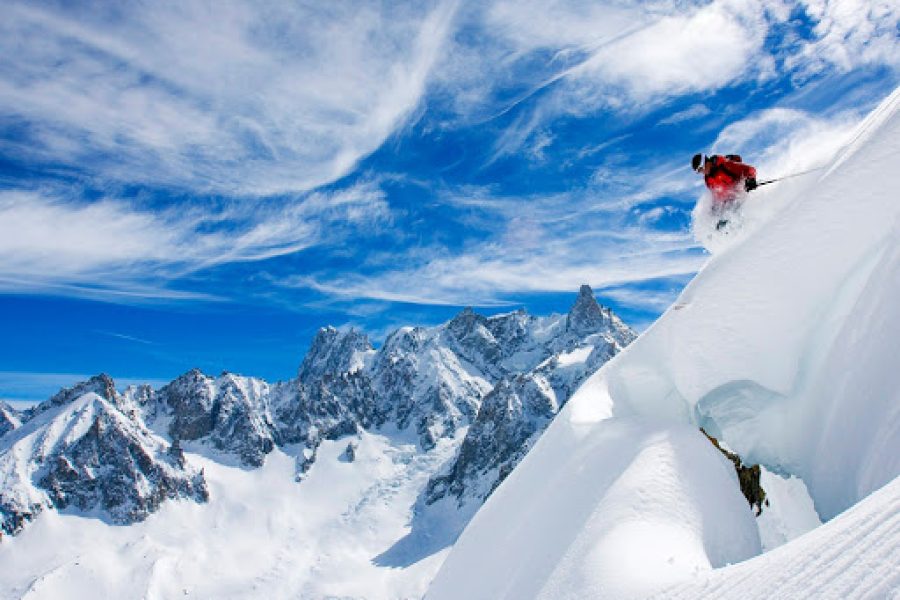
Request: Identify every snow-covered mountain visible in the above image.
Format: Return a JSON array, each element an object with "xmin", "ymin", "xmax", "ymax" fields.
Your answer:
[
  {"xmin": 0, "ymin": 402, "xmax": 19, "ymax": 439},
  {"xmin": 0, "ymin": 375, "xmax": 207, "ymax": 538},
  {"xmin": 426, "ymin": 285, "xmax": 634, "ymax": 505},
  {"xmin": 0, "ymin": 286, "xmax": 634, "ymax": 597},
  {"xmin": 427, "ymin": 87, "xmax": 900, "ymax": 599}
]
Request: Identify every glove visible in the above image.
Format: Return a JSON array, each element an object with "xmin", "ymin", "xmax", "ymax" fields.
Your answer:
[{"xmin": 744, "ymin": 177, "xmax": 758, "ymax": 192}]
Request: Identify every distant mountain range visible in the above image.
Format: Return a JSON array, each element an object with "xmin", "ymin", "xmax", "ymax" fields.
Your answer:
[{"xmin": 0, "ymin": 285, "xmax": 634, "ymax": 539}]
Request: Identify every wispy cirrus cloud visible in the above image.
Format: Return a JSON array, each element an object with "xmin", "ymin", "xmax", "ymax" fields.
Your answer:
[
  {"xmin": 285, "ymin": 174, "xmax": 705, "ymax": 308},
  {"xmin": 433, "ymin": 0, "xmax": 775, "ymax": 159},
  {"xmin": 0, "ymin": 0, "xmax": 458, "ymax": 196},
  {"xmin": 292, "ymin": 232, "xmax": 704, "ymax": 308},
  {"xmin": 0, "ymin": 0, "xmax": 895, "ymax": 316},
  {"xmin": 0, "ymin": 181, "xmax": 390, "ymax": 301},
  {"xmin": 659, "ymin": 104, "xmax": 712, "ymax": 126},
  {"xmin": 712, "ymin": 107, "xmax": 862, "ymax": 180},
  {"xmin": 786, "ymin": 0, "xmax": 900, "ymax": 80},
  {"xmin": 433, "ymin": 0, "xmax": 898, "ymax": 159}
]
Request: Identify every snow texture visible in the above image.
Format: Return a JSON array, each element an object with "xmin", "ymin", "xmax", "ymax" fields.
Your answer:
[
  {"xmin": 428, "ymin": 418, "xmax": 761, "ymax": 600},
  {"xmin": 428, "ymin": 86, "xmax": 900, "ymax": 599}
]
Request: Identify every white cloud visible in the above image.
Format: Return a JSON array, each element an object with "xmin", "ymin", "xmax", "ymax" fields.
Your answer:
[
  {"xmin": 441, "ymin": 0, "xmax": 777, "ymax": 158},
  {"xmin": 788, "ymin": 0, "xmax": 900, "ymax": 78},
  {"xmin": 0, "ymin": 182, "xmax": 390, "ymax": 300},
  {"xmin": 659, "ymin": 104, "xmax": 712, "ymax": 126},
  {"xmin": 569, "ymin": 0, "xmax": 769, "ymax": 104},
  {"xmin": 295, "ymin": 240, "xmax": 704, "ymax": 307},
  {"xmin": 436, "ymin": 0, "xmax": 898, "ymax": 160},
  {"xmin": 286, "ymin": 179, "xmax": 705, "ymax": 307},
  {"xmin": 711, "ymin": 106, "xmax": 861, "ymax": 181},
  {"xmin": 0, "ymin": 1, "xmax": 458, "ymax": 196},
  {"xmin": 1, "ymin": 0, "xmax": 893, "ymax": 313}
]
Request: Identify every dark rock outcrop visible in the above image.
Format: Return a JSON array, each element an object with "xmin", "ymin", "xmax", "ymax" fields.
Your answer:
[
  {"xmin": 154, "ymin": 370, "xmax": 275, "ymax": 467},
  {"xmin": 298, "ymin": 327, "xmax": 373, "ymax": 383},
  {"xmin": 0, "ymin": 402, "xmax": 20, "ymax": 439},
  {"xmin": 702, "ymin": 429, "xmax": 768, "ymax": 515},
  {"xmin": 38, "ymin": 405, "xmax": 208, "ymax": 523}
]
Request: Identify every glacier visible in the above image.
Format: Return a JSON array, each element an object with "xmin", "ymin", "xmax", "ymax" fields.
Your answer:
[{"xmin": 427, "ymin": 86, "xmax": 900, "ymax": 599}]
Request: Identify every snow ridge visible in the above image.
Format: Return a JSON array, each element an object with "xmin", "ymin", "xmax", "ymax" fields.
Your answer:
[{"xmin": 427, "ymin": 85, "xmax": 900, "ymax": 599}]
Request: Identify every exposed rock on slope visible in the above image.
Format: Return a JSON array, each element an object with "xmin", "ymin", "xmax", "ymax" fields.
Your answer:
[
  {"xmin": 427, "ymin": 286, "xmax": 636, "ymax": 505},
  {"xmin": 702, "ymin": 429, "xmax": 767, "ymax": 515},
  {"xmin": 0, "ymin": 382, "xmax": 207, "ymax": 537},
  {"xmin": 150, "ymin": 370, "xmax": 275, "ymax": 467},
  {"xmin": 0, "ymin": 403, "xmax": 19, "ymax": 439}
]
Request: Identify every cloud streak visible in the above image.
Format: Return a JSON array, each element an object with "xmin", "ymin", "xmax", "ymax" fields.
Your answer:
[
  {"xmin": 285, "ymin": 174, "xmax": 705, "ymax": 308},
  {"xmin": 435, "ymin": 0, "xmax": 898, "ymax": 159},
  {"xmin": 0, "ymin": 1, "xmax": 458, "ymax": 196},
  {"xmin": 0, "ymin": 181, "xmax": 390, "ymax": 301}
]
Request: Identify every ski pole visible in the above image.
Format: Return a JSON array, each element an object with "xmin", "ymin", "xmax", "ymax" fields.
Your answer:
[{"xmin": 757, "ymin": 166, "xmax": 825, "ymax": 187}]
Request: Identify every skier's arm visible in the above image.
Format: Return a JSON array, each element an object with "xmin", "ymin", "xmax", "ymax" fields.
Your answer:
[
  {"xmin": 741, "ymin": 164, "xmax": 758, "ymax": 191},
  {"xmin": 719, "ymin": 159, "xmax": 758, "ymax": 191}
]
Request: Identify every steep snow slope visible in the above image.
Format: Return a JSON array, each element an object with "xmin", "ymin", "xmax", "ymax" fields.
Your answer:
[
  {"xmin": 428, "ymin": 418, "xmax": 761, "ymax": 600},
  {"xmin": 428, "ymin": 87, "xmax": 900, "ymax": 599},
  {"xmin": 655, "ymin": 475, "xmax": 900, "ymax": 600}
]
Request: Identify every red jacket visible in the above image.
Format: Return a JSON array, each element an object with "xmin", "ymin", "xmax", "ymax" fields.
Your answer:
[{"xmin": 705, "ymin": 155, "xmax": 756, "ymax": 203}]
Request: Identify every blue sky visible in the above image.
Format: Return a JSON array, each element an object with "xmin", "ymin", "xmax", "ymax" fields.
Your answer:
[{"xmin": 1, "ymin": 0, "xmax": 898, "ymax": 405}]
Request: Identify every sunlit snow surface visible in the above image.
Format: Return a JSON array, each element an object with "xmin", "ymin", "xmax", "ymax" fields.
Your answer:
[
  {"xmin": 0, "ymin": 429, "xmax": 462, "ymax": 599},
  {"xmin": 428, "ymin": 87, "xmax": 900, "ymax": 599}
]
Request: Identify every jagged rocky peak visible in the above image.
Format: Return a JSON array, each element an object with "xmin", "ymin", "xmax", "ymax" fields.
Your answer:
[
  {"xmin": 38, "ymin": 399, "xmax": 209, "ymax": 526},
  {"xmin": 426, "ymin": 374, "xmax": 557, "ymax": 504},
  {"xmin": 426, "ymin": 287, "xmax": 638, "ymax": 508},
  {"xmin": 298, "ymin": 326, "xmax": 373, "ymax": 382},
  {"xmin": 158, "ymin": 369, "xmax": 217, "ymax": 441},
  {"xmin": 0, "ymin": 388, "xmax": 208, "ymax": 537},
  {"xmin": 444, "ymin": 307, "xmax": 503, "ymax": 372},
  {"xmin": 47, "ymin": 373, "xmax": 117, "ymax": 408},
  {"xmin": 0, "ymin": 402, "xmax": 20, "ymax": 438},
  {"xmin": 484, "ymin": 309, "xmax": 532, "ymax": 346},
  {"xmin": 447, "ymin": 307, "xmax": 488, "ymax": 331},
  {"xmin": 566, "ymin": 284, "xmax": 612, "ymax": 336},
  {"xmin": 121, "ymin": 383, "xmax": 155, "ymax": 409},
  {"xmin": 156, "ymin": 369, "xmax": 274, "ymax": 468},
  {"xmin": 380, "ymin": 326, "xmax": 427, "ymax": 356}
]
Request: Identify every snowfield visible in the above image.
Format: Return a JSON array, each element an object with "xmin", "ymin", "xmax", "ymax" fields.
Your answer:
[
  {"xmin": 0, "ymin": 429, "xmax": 459, "ymax": 599},
  {"xmin": 428, "ymin": 87, "xmax": 900, "ymax": 599}
]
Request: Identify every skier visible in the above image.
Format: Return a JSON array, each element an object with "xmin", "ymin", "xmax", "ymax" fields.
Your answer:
[{"xmin": 692, "ymin": 153, "xmax": 758, "ymax": 229}]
